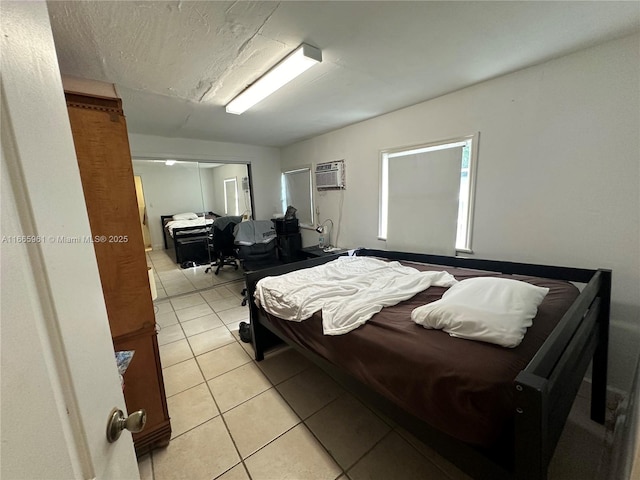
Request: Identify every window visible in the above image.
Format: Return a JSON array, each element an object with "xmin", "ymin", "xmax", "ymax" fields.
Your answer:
[
  {"xmin": 281, "ymin": 167, "xmax": 314, "ymax": 225},
  {"xmin": 224, "ymin": 177, "xmax": 239, "ymax": 215},
  {"xmin": 379, "ymin": 134, "xmax": 477, "ymax": 253}
]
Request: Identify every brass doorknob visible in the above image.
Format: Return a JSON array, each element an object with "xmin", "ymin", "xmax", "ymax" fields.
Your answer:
[{"xmin": 106, "ymin": 407, "xmax": 147, "ymax": 443}]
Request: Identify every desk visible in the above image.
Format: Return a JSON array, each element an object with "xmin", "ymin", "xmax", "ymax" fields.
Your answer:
[{"xmin": 300, "ymin": 246, "xmax": 348, "ymax": 258}]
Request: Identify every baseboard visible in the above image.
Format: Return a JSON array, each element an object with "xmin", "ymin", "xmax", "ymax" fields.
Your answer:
[
  {"xmin": 579, "ymin": 377, "xmax": 627, "ymax": 410},
  {"xmin": 600, "ymin": 355, "xmax": 640, "ymax": 480}
]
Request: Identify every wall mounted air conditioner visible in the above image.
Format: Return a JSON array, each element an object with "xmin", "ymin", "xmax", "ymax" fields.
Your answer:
[{"xmin": 315, "ymin": 160, "xmax": 345, "ymax": 190}]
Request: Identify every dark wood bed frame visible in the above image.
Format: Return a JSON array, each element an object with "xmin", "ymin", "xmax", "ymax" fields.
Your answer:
[
  {"xmin": 245, "ymin": 248, "xmax": 611, "ymax": 480},
  {"xmin": 161, "ymin": 213, "xmax": 216, "ymax": 265}
]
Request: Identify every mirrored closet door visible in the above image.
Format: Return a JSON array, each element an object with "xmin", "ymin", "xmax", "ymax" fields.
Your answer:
[{"xmin": 132, "ymin": 158, "xmax": 254, "ymax": 299}]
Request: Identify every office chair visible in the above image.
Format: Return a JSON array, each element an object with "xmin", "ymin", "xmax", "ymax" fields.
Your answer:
[
  {"xmin": 205, "ymin": 216, "xmax": 242, "ymax": 275},
  {"xmin": 234, "ymin": 220, "xmax": 279, "ymax": 306}
]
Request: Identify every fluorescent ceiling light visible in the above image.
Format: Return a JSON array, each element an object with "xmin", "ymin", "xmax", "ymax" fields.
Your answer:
[{"xmin": 225, "ymin": 43, "xmax": 322, "ymax": 115}]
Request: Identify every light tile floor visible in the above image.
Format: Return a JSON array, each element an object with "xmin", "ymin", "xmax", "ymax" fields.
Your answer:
[
  {"xmin": 138, "ymin": 287, "xmax": 616, "ymax": 480},
  {"xmin": 147, "ymin": 249, "xmax": 244, "ymax": 299}
]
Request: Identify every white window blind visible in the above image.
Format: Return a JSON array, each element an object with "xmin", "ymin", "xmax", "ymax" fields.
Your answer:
[
  {"xmin": 282, "ymin": 168, "xmax": 313, "ymax": 225},
  {"xmin": 380, "ymin": 135, "xmax": 477, "ymax": 253},
  {"xmin": 386, "ymin": 148, "xmax": 462, "ymax": 255}
]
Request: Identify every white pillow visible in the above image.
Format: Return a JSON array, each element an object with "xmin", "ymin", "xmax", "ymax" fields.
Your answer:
[
  {"xmin": 172, "ymin": 212, "xmax": 198, "ymax": 220},
  {"xmin": 411, "ymin": 277, "xmax": 549, "ymax": 348}
]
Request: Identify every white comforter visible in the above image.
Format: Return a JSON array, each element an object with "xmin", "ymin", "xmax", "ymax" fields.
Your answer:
[{"xmin": 255, "ymin": 256, "xmax": 457, "ymax": 335}]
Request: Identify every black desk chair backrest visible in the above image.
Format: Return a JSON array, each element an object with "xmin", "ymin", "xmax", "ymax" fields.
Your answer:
[
  {"xmin": 234, "ymin": 220, "xmax": 279, "ymax": 270},
  {"xmin": 207, "ymin": 215, "xmax": 242, "ymax": 275}
]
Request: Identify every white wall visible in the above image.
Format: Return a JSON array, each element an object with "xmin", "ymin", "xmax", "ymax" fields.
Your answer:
[
  {"xmin": 128, "ymin": 133, "xmax": 281, "ymax": 221},
  {"xmin": 281, "ymin": 33, "xmax": 640, "ymax": 391}
]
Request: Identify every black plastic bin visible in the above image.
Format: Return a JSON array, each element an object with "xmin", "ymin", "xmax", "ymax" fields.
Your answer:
[{"xmin": 272, "ymin": 218, "xmax": 299, "ymax": 234}]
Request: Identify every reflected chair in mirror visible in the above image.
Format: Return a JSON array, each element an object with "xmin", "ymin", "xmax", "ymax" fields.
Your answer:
[
  {"xmin": 206, "ymin": 215, "xmax": 243, "ymax": 275},
  {"xmin": 234, "ymin": 220, "xmax": 280, "ymax": 306}
]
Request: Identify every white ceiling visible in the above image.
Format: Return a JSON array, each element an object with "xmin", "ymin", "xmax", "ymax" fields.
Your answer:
[{"xmin": 48, "ymin": 1, "xmax": 640, "ymax": 148}]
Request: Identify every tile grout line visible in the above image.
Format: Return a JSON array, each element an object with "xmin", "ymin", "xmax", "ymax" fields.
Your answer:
[
  {"xmin": 197, "ymin": 336, "xmax": 332, "ymax": 478},
  {"xmin": 162, "ymin": 346, "xmax": 256, "ymax": 439},
  {"xmin": 197, "ymin": 336, "xmax": 256, "ymax": 480},
  {"xmin": 297, "ymin": 385, "xmax": 456, "ymax": 479},
  {"xmin": 158, "ymin": 315, "xmax": 252, "ymax": 478},
  {"xmin": 162, "ymin": 336, "xmax": 244, "ymax": 399},
  {"xmin": 158, "ymin": 298, "xmax": 244, "ymax": 355},
  {"xmin": 282, "ymin": 392, "xmax": 349, "ymax": 477},
  {"xmin": 157, "ymin": 283, "xmax": 246, "ymax": 394},
  {"xmin": 155, "ymin": 271, "xmax": 257, "ymax": 479},
  {"xmin": 157, "ymin": 335, "xmax": 443, "ymax": 479},
  {"xmin": 343, "ymin": 429, "xmax": 397, "ymax": 478},
  {"xmin": 226, "ymin": 348, "xmax": 323, "ymax": 478},
  {"xmin": 339, "ymin": 391, "xmax": 461, "ymax": 479}
]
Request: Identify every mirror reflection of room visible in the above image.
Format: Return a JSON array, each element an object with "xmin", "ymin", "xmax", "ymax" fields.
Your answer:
[{"xmin": 132, "ymin": 158, "xmax": 253, "ymax": 299}]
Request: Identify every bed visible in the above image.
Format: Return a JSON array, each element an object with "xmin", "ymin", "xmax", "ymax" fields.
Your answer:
[
  {"xmin": 161, "ymin": 212, "xmax": 218, "ymax": 265},
  {"xmin": 244, "ymin": 248, "xmax": 611, "ymax": 480}
]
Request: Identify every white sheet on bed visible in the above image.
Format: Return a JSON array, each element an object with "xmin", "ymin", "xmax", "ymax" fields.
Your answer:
[
  {"xmin": 165, "ymin": 218, "xmax": 213, "ymax": 237},
  {"xmin": 255, "ymin": 256, "xmax": 457, "ymax": 335}
]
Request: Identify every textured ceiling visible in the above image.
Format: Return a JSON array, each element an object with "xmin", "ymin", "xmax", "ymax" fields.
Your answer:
[{"xmin": 48, "ymin": 1, "xmax": 640, "ymax": 147}]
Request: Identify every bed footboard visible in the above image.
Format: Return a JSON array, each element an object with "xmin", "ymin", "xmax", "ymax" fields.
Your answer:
[
  {"xmin": 514, "ymin": 269, "xmax": 611, "ymax": 480},
  {"xmin": 161, "ymin": 218, "xmax": 211, "ymax": 265},
  {"xmin": 161, "ymin": 213, "xmax": 217, "ymax": 264}
]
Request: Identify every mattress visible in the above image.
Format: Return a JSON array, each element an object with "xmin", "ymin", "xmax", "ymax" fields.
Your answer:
[
  {"xmin": 165, "ymin": 217, "xmax": 213, "ymax": 237},
  {"xmin": 261, "ymin": 261, "xmax": 579, "ymax": 447}
]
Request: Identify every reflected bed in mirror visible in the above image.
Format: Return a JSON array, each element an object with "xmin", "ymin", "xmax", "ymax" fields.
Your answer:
[{"xmin": 161, "ymin": 211, "xmax": 217, "ymax": 265}]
